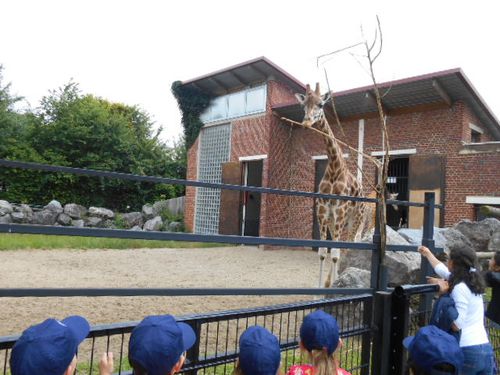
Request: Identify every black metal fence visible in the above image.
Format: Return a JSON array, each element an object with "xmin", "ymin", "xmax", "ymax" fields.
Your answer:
[{"xmin": 0, "ymin": 158, "xmax": 457, "ymax": 375}]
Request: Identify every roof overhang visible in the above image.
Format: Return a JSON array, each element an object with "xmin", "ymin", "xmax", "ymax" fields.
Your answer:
[
  {"xmin": 180, "ymin": 56, "xmax": 305, "ymax": 96},
  {"xmin": 274, "ymin": 68, "xmax": 500, "ymax": 140}
]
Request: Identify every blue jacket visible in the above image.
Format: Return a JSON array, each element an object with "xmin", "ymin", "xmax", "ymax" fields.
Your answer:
[{"xmin": 430, "ymin": 293, "xmax": 461, "ymax": 342}]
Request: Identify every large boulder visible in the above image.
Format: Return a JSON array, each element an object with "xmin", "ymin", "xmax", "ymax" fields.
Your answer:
[
  {"xmin": 453, "ymin": 218, "xmax": 500, "ymax": 253},
  {"xmin": 14, "ymin": 204, "xmax": 33, "ymax": 222},
  {"xmin": 333, "ymin": 267, "xmax": 371, "ymax": 288},
  {"xmin": 44, "ymin": 200, "xmax": 63, "ymax": 214},
  {"xmin": 72, "ymin": 219, "xmax": 85, "ymax": 228},
  {"xmin": 64, "ymin": 203, "xmax": 87, "ymax": 219},
  {"xmin": 85, "ymin": 216, "xmax": 103, "ymax": 227},
  {"xmin": 121, "ymin": 212, "xmax": 144, "ymax": 229},
  {"xmin": 0, "ymin": 214, "xmax": 12, "ymax": 224},
  {"xmin": 88, "ymin": 207, "xmax": 114, "ymax": 219},
  {"xmin": 339, "ymin": 226, "xmax": 420, "ymax": 285},
  {"xmin": 168, "ymin": 221, "xmax": 183, "ymax": 232},
  {"xmin": 57, "ymin": 213, "xmax": 73, "ymax": 226},
  {"xmin": 152, "ymin": 200, "xmax": 169, "ymax": 216},
  {"xmin": 440, "ymin": 227, "xmax": 473, "ymax": 253},
  {"xmin": 488, "ymin": 231, "xmax": 500, "ymax": 251},
  {"xmin": 32, "ymin": 210, "xmax": 59, "ymax": 225},
  {"xmin": 142, "ymin": 204, "xmax": 155, "ymax": 220},
  {"xmin": 0, "ymin": 200, "xmax": 13, "ymax": 216},
  {"xmin": 143, "ymin": 216, "xmax": 163, "ymax": 231}
]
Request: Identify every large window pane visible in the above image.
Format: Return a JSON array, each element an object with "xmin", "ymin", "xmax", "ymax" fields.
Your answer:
[
  {"xmin": 227, "ymin": 91, "xmax": 246, "ymax": 118},
  {"xmin": 211, "ymin": 96, "xmax": 228, "ymax": 121},
  {"xmin": 246, "ymin": 86, "xmax": 266, "ymax": 114}
]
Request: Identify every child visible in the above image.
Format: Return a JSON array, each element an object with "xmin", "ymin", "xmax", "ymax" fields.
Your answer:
[
  {"xmin": 403, "ymin": 325, "xmax": 463, "ymax": 374},
  {"xmin": 287, "ymin": 310, "xmax": 351, "ymax": 375},
  {"xmin": 232, "ymin": 325, "xmax": 281, "ymax": 375},
  {"xmin": 128, "ymin": 314, "xmax": 196, "ymax": 375},
  {"xmin": 485, "ymin": 251, "xmax": 500, "ymax": 328},
  {"xmin": 10, "ymin": 315, "xmax": 91, "ymax": 375}
]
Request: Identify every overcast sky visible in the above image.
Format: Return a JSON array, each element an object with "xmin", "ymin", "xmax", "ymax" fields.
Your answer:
[{"xmin": 2, "ymin": 0, "xmax": 499, "ymax": 144}]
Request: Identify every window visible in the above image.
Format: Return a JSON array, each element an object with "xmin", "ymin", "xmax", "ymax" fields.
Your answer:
[
  {"xmin": 201, "ymin": 85, "xmax": 267, "ymax": 123},
  {"xmin": 471, "ymin": 129, "xmax": 481, "ymax": 143}
]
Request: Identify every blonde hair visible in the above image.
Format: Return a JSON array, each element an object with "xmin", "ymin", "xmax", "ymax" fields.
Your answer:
[
  {"xmin": 308, "ymin": 348, "xmax": 338, "ymax": 375},
  {"xmin": 231, "ymin": 360, "xmax": 244, "ymax": 375}
]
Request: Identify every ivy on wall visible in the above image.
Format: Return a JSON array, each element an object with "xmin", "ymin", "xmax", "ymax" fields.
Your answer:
[{"xmin": 171, "ymin": 81, "xmax": 213, "ymax": 149}]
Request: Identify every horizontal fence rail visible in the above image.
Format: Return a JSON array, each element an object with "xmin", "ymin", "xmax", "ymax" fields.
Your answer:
[
  {"xmin": 0, "ymin": 296, "xmax": 373, "ymax": 375},
  {"xmin": 0, "ymin": 159, "xmax": 443, "ymax": 208}
]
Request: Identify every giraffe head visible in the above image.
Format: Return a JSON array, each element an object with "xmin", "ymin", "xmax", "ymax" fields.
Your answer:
[{"xmin": 295, "ymin": 83, "xmax": 331, "ymax": 127}]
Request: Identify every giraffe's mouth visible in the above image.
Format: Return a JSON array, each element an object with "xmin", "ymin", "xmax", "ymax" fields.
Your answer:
[{"xmin": 302, "ymin": 120, "xmax": 313, "ymax": 128}]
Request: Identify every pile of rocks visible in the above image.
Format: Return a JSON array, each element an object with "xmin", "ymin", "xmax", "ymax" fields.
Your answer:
[{"xmin": 0, "ymin": 199, "xmax": 184, "ymax": 232}]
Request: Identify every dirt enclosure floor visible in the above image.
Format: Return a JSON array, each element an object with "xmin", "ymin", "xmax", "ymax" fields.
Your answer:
[{"xmin": 0, "ymin": 246, "xmax": 321, "ymax": 336}]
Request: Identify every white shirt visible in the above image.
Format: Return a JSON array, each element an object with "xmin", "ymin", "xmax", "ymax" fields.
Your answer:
[{"xmin": 434, "ymin": 263, "xmax": 489, "ymax": 347}]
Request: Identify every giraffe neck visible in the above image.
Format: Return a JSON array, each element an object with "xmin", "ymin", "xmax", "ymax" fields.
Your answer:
[{"xmin": 316, "ymin": 116, "xmax": 346, "ymax": 180}]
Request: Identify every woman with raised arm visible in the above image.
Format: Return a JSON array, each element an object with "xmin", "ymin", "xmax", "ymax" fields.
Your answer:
[{"xmin": 419, "ymin": 245, "xmax": 494, "ymax": 375}]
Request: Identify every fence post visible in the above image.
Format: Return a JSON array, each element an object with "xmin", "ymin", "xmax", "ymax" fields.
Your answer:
[
  {"xmin": 371, "ymin": 196, "xmax": 387, "ymax": 291},
  {"xmin": 371, "ymin": 291, "xmax": 392, "ymax": 375},
  {"xmin": 360, "ymin": 297, "xmax": 373, "ymax": 375},
  {"xmin": 185, "ymin": 319, "xmax": 202, "ymax": 375},
  {"xmin": 390, "ymin": 287, "xmax": 411, "ymax": 375},
  {"xmin": 418, "ymin": 192, "xmax": 436, "ymax": 323}
]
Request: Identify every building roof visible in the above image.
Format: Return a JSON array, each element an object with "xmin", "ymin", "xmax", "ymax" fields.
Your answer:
[
  {"xmin": 180, "ymin": 56, "xmax": 306, "ymax": 96},
  {"xmin": 273, "ymin": 68, "xmax": 500, "ymax": 140}
]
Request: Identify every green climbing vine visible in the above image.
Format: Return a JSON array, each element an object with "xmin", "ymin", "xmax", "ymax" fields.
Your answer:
[{"xmin": 171, "ymin": 81, "xmax": 213, "ymax": 149}]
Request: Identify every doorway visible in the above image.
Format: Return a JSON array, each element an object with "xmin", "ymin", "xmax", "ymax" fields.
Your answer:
[
  {"xmin": 241, "ymin": 160, "xmax": 263, "ymax": 237},
  {"xmin": 386, "ymin": 157, "xmax": 409, "ymax": 229}
]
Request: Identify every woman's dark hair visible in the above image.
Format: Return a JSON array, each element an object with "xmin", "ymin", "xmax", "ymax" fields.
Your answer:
[
  {"xmin": 448, "ymin": 245, "xmax": 485, "ymax": 294},
  {"xmin": 494, "ymin": 251, "xmax": 500, "ymax": 269}
]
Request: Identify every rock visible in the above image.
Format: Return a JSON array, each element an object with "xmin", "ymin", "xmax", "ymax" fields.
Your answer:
[
  {"xmin": 453, "ymin": 218, "xmax": 500, "ymax": 253},
  {"xmin": 168, "ymin": 221, "xmax": 183, "ymax": 232},
  {"xmin": 72, "ymin": 219, "xmax": 85, "ymax": 228},
  {"xmin": 143, "ymin": 216, "xmax": 163, "ymax": 231},
  {"xmin": 44, "ymin": 200, "xmax": 63, "ymax": 214},
  {"xmin": 396, "ymin": 228, "xmax": 422, "ymax": 246},
  {"xmin": 32, "ymin": 210, "xmax": 59, "ymax": 225},
  {"xmin": 489, "ymin": 230, "xmax": 500, "ymax": 251},
  {"xmin": 339, "ymin": 226, "xmax": 420, "ymax": 285},
  {"xmin": 0, "ymin": 200, "xmax": 13, "ymax": 215},
  {"xmin": 101, "ymin": 219, "xmax": 116, "ymax": 229},
  {"xmin": 0, "ymin": 214, "xmax": 12, "ymax": 224},
  {"xmin": 152, "ymin": 200, "xmax": 169, "ymax": 216},
  {"xmin": 332, "ymin": 267, "xmax": 371, "ymax": 288},
  {"xmin": 14, "ymin": 204, "xmax": 33, "ymax": 222},
  {"xmin": 130, "ymin": 225, "xmax": 143, "ymax": 231},
  {"xmin": 397, "ymin": 227, "xmax": 469, "ymax": 253},
  {"xmin": 85, "ymin": 216, "xmax": 103, "ymax": 227},
  {"xmin": 11, "ymin": 212, "xmax": 28, "ymax": 223},
  {"xmin": 64, "ymin": 203, "xmax": 87, "ymax": 219},
  {"xmin": 57, "ymin": 213, "xmax": 72, "ymax": 226},
  {"xmin": 88, "ymin": 207, "xmax": 114, "ymax": 219},
  {"xmin": 121, "ymin": 212, "xmax": 143, "ymax": 229},
  {"xmin": 142, "ymin": 204, "xmax": 155, "ymax": 220},
  {"xmin": 440, "ymin": 228, "xmax": 472, "ymax": 253}
]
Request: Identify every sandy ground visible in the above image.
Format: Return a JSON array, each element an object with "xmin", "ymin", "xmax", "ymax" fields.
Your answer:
[{"xmin": 0, "ymin": 246, "xmax": 321, "ymax": 336}]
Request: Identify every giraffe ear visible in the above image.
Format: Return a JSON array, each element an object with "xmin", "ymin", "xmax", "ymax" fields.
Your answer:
[
  {"xmin": 321, "ymin": 92, "xmax": 331, "ymax": 103},
  {"xmin": 295, "ymin": 93, "xmax": 306, "ymax": 104}
]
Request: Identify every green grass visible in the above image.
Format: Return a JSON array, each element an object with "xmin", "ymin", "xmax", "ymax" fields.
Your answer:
[{"xmin": 0, "ymin": 233, "xmax": 228, "ymax": 250}]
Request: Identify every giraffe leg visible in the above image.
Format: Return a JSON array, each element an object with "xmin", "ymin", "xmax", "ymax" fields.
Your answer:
[
  {"xmin": 325, "ymin": 209, "xmax": 344, "ymax": 288},
  {"xmin": 317, "ymin": 215, "xmax": 329, "ymax": 288}
]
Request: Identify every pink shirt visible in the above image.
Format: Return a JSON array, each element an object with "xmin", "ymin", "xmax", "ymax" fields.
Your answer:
[{"xmin": 287, "ymin": 364, "xmax": 352, "ymax": 375}]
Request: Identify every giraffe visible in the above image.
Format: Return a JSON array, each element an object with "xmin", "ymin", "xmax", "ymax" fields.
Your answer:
[{"xmin": 295, "ymin": 83, "xmax": 372, "ymax": 287}]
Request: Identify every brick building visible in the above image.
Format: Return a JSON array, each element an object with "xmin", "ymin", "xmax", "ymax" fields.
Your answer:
[{"xmin": 179, "ymin": 57, "xmax": 500, "ymax": 239}]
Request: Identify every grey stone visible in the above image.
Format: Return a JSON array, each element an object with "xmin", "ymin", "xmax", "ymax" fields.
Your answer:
[
  {"xmin": 101, "ymin": 219, "xmax": 115, "ymax": 229},
  {"xmin": 64, "ymin": 203, "xmax": 87, "ymax": 219},
  {"xmin": 57, "ymin": 213, "xmax": 72, "ymax": 226},
  {"xmin": 44, "ymin": 200, "xmax": 63, "ymax": 214},
  {"xmin": 143, "ymin": 216, "xmax": 163, "ymax": 231},
  {"xmin": 85, "ymin": 216, "xmax": 103, "ymax": 227},
  {"xmin": 142, "ymin": 204, "xmax": 155, "ymax": 220},
  {"xmin": 168, "ymin": 221, "xmax": 183, "ymax": 232},
  {"xmin": 488, "ymin": 230, "xmax": 500, "ymax": 251},
  {"xmin": 11, "ymin": 212, "xmax": 28, "ymax": 223},
  {"xmin": 15, "ymin": 204, "xmax": 34, "ymax": 221},
  {"xmin": 72, "ymin": 219, "xmax": 85, "ymax": 228},
  {"xmin": 0, "ymin": 200, "xmax": 13, "ymax": 215},
  {"xmin": 396, "ymin": 228, "xmax": 422, "ymax": 245},
  {"xmin": 453, "ymin": 218, "xmax": 500, "ymax": 252},
  {"xmin": 441, "ymin": 228, "xmax": 472, "ymax": 253},
  {"xmin": 88, "ymin": 207, "xmax": 114, "ymax": 219},
  {"xmin": 332, "ymin": 267, "xmax": 371, "ymax": 288},
  {"xmin": 152, "ymin": 200, "xmax": 169, "ymax": 216},
  {"xmin": 130, "ymin": 225, "xmax": 143, "ymax": 231},
  {"xmin": 121, "ymin": 212, "xmax": 143, "ymax": 229},
  {"xmin": 0, "ymin": 214, "xmax": 12, "ymax": 224},
  {"xmin": 33, "ymin": 210, "xmax": 59, "ymax": 225}
]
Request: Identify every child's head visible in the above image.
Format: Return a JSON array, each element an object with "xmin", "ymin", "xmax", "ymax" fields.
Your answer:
[
  {"xmin": 448, "ymin": 245, "xmax": 485, "ymax": 294},
  {"xmin": 10, "ymin": 315, "xmax": 90, "ymax": 375},
  {"xmin": 489, "ymin": 251, "xmax": 500, "ymax": 271},
  {"xmin": 403, "ymin": 325, "xmax": 463, "ymax": 375},
  {"xmin": 234, "ymin": 326, "xmax": 281, "ymax": 375},
  {"xmin": 299, "ymin": 310, "xmax": 340, "ymax": 374},
  {"xmin": 128, "ymin": 315, "xmax": 196, "ymax": 375}
]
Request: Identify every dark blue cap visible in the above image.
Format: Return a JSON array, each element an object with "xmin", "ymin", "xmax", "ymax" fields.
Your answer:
[
  {"xmin": 239, "ymin": 326, "xmax": 281, "ymax": 375},
  {"xmin": 10, "ymin": 316, "xmax": 90, "ymax": 375},
  {"xmin": 403, "ymin": 325, "xmax": 464, "ymax": 374},
  {"xmin": 129, "ymin": 315, "xmax": 196, "ymax": 375},
  {"xmin": 300, "ymin": 310, "xmax": 339, "ymax": 355}
]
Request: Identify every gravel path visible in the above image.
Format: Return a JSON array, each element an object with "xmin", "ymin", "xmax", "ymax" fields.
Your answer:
[{"xmin": 0, "ymin": 246, "xmax": 320, "ymax": 336}]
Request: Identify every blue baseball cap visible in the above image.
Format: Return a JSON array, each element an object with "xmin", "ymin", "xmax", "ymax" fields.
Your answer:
[
  {"xmin": 10, "ymin": 315, "xmax": 90, "ymax": 375},
  {"xmin": 239, "ymin": 326, "xmax": 281, "ymax": 375},
  {"xmin": 403, "ymin": 325, "xmax": 463, "ymax": 374},
  {"xmin": 300, "ymin": 310, "xmax": 340, "ymax": 355},
  {"xmin": 129, "ymin": 315, "xmax": 196, "ymax": 375}
]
